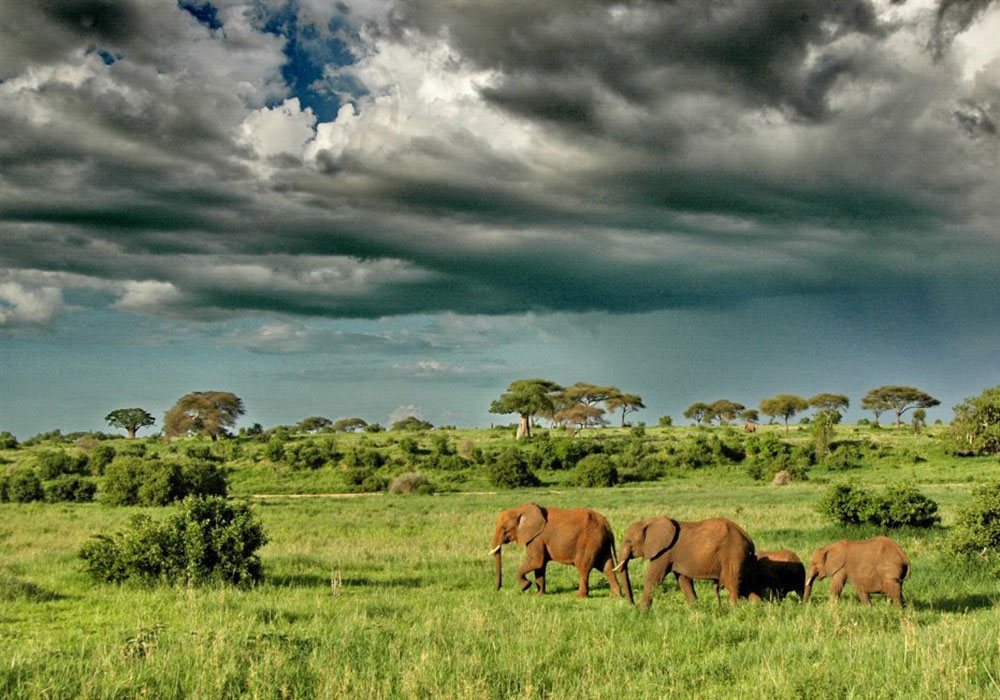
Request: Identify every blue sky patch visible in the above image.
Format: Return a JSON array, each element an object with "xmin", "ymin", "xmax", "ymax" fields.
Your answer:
[{"xmin": 179, "ymin": 1, "xmax": 223, "ymax": 31}]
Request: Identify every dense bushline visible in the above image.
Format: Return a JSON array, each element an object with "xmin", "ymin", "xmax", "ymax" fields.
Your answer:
[{"xmin": 817, "ymin": 483, "xmax": 941, "ymax": 528}]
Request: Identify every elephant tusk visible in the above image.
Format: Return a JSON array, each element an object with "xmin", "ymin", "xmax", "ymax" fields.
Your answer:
[
  {"xmin": 489, "ymin": 545, "xmax": 502, "ymax": 555},
  {"xmin": 613, "ymin": 560, "xmax": 626, "ymax": 572}
]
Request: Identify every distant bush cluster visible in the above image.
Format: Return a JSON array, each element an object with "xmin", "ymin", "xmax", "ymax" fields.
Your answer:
[
  {"xmin": 103, "ymin": 456, "xmax": 227, "ymax": 506},
  {"xmin": 79, "ymin": 497, "xmax": 266, "ymax": 586},
  {"xmin": 949, "ymin": 480, "xmax": 1000, "ymax": 577},
  {"xmin": 817, "ymin": 483, "xmax": 940, "ymax": 528}
]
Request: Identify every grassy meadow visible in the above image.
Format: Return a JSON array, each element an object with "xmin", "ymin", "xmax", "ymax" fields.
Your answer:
[{"xmin": 2, "ymin": 425, "xmax": 1000, "ymax": 697}]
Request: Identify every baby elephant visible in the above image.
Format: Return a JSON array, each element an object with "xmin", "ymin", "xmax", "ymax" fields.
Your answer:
[
  {"xmin": 803, "ymin": 536, "xmax": 910, "ymax": 606},
  {"xmin": 489, "ymin": 502, "xmax": 628, "ymax": 600},
  {"xmin": 752, "ymin": 550, "xmax": 805, "ymax": 601}
]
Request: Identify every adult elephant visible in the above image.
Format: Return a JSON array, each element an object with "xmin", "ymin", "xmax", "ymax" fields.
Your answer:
[
  {"xmin": 803, "ymin": 536, "xmax": 909, "ymax": 606},
  {"xmin": 489, "ymin": 502, "xmax": 629, "ymax": 600},
  {"xmin": 750, "ymin": 550, "xmax": 806, "ymax": 600},
  {"xmin": 614, "ymin": 516, "xmax": 756, "ymax": 609}
]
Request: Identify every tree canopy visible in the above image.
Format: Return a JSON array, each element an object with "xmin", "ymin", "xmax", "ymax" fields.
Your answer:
[
  {"xmin": 390, "ymin": 416, "xmax": 434, "ymax": 431},
  {"xmin": 863, "ymin": 386, "xmax": 940, "ymax": 428},
  {"xmin": 605, "ymin": 392, "xmax": 645, "ymax": 427},
  {"xmin": 163, "ymin": 391, "xmax": 244, "ymax": 441},
  {"xmin": 554, "ymin": 403, "xmax": 607, "ymax": 434},
  {"xmin": 490, "ymin": 378, "xmax": 563, "ymax": 439},
  {"xmin": 808, "ymin": 393, "xmax": 849, "ymax": 417},
  {"xmin": 104, "ymin": 408, "xmax": 155, "ymax": 439},
  {"xmin": 949, "ymin": 385, "xmax": 1000, "ymax": 455},
  {"xmin": 707, "ymin": 399, "xmax": 745, "ymax": 425},
  {"xmin": 297, "ymin": 416, "xmax": 332, "ymax": 433},
  {"xmin": 759, "ymin": 394, "xmax": 809, "ymax": 432},
  {"xmin": 683, "ymin": 402, "xmax": 711, "ymax": 425},
  {"xmin": 332, "ymin": 417, "xmax": 368, "ymax": 432}
]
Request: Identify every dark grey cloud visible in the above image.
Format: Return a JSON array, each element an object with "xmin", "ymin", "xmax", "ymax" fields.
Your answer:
[{"xmin": 1, "ymin": 0, "xmax": 999, "ymax": 328}]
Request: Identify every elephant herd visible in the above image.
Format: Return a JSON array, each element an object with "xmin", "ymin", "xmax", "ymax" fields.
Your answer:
[{"xmin": 489, "ymin": 503, "xmax": 910, "ymax": 609}]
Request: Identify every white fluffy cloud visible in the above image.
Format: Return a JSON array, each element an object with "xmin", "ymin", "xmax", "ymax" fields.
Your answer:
[{"xmin": 0, "ymin": 281, "xmax": 63, "ymax": 328}]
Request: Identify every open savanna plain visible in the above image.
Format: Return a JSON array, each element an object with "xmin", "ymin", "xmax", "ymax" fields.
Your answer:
[{"xmin": 2, "ymin": 426, "xmax": 1000, "ymax": 698}]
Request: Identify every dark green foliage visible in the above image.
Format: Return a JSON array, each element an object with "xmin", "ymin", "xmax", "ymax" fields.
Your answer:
[
  {"xmin": 88, "ymin": 444, "xmax": 116, "ymax": 475},
  {"xmin": 79, "ymin": 497, "xmax": 267, "ymax": 586},
  {"xmin": 264, "ymin": 437, "xmax": 284, "ymax": 462},
  {"xmin": 949, "ymin": 385, "xmax": 1000, "ymax": 456},
  {"xmin": 283, "ymin": 439, "xmax": 336, "ymax": 470},
  {"xmin": 629, "ymin": 423, "xmax": 646, "ymax": 438},
  {"xmin": 658, "ymin": 415, "xmax": 673, "ymax": 427},
  {"xmin": 363, "ymin": 423, "xmax": 384, "ymax": 433},
  {"xmin": 0, "ymin": 431, "xmax": 18, "ymax": 449},
  {"xmin": 115, "ymin": 441, "xmax": 148, "ymax": 458},
  {"xmin": 7, "ymin": 468, "xmax": 43, "ymax": 502},
  {"xmin": 430, "ymin": 433, "xmax": 454, "ymax": 455},
  {"xmin": 390, "ymin": 416, "xmax": 433, "ymax": 431},
  {"xmin": 744, "ymin": 433, "xmax": 811, "ymax": 481},
  {"xmin": 183, "ymin": 444, "xmax": 222, "ymax": 462},
  {"xmin": 817, "ymin": 483, "xmax": 939, "ymax": 528},
  {"xmin": 485, "ymin": 448, "xmax": 540, "ymax": 488},
  {"xmin": 949, "ymin": 481, "xmax": 1000, "ymax": 575},
  {"xmin": 34, "ymin": 450, "xmax": 88, "ymax": 479},
  {"xmin": 0, "ymin": 471, "xmax": 8, "ymax": 501},
  {"xmin": 423, "ymin": 452, "xmax": 470, "ymax": 471},
  {"xmin": 102, "ymin": 457, "xmax": 228, "ymax": 506},
  {"xmin": 398, "ymin": 437, "xmax": 420, "ymax": 456},
  {"xmin": 388, "ymin": 472, "xmax": 435, "ymax": 495},
  {"xmin": 667, "ymin": 433, "xmax": 743, "ymax": 470},
  {"xmin": 825, "ymin": 442, "xmax": 866, "ymax": 471},
  {"xmin": 342, "ymin": 447, "xmax": 385, "ymax": 470},
  {"xmin": 573, "ymin": 454, "xmax": 618, "ymax": 487},
  {"xmin": 44, "ymin": 474, "xmax": 97, "ymax": 503},
  {"xmin": 22, "ymin": 430, "xmax": 66, "ymax": 447}
]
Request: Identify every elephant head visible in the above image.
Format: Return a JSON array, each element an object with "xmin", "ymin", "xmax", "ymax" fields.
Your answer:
[
  {"xmin": 489, "ymin": 503, "xmax": 547, "ymax": 590},
  {"xmin": 803, "ymin": 542, "xmax": 847, "ymax": 603},
  {"xmin": 614, "ymin": 517, "xmax": 679, "ymax": 575}
]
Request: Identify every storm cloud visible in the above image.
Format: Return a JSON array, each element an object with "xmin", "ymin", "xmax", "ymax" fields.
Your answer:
[{"xmin": 1, "ymin": 0, "xmax": 1000, "ymax": 328}]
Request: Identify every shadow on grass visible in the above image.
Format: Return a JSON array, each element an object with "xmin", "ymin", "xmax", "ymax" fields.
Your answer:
[
  {"xmin": 0, "ymin": 575, "xmax": 65, "ymax": 603},
  {"xmin": 911, "ymin": 593, "xmax": 1000, "ymax": 612}
]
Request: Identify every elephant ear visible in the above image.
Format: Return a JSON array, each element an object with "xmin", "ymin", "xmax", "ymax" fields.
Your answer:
[
  {"xmin": 823, "ymin": 543, "xmax": 847, "ymax": 576},
  {"xmin": 642, "ymin": 518, "xmax": 679, "ymax": 560},
  {"xmin": 516, "ymin": 503, "xmax": 547, "ymax": 546}
]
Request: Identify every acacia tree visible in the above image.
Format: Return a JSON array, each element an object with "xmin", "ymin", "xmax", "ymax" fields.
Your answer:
[
  {"xmin": 560, "ymin": 383, "xmax": 619, "ymax": 408},
  {"xmin": 554, "ymin": 403, "xmax": 607, "ymax": 435},
  {"xmin": 332, "ymin": 417, "xmax": 368, "ymax": 432},
  {"xmin": 759, "ymin": 395, "xmax": 808, "ymax": 432},
  {"xmin": 297, "ymin": 416, "xmax": 332, "ymax": 433},
  {"xmin": 606, "ymin": 392, "xmax": 645, "ymax": 427},
  {"xmin": 949, "ymin": 385, "xmax": 1000, "ymax": 454},
  {"xmin": 105, "ymin": 408, "xmax": 156, "ymax": 439},
  {"xmin": 163, "ymin": 391, "xmax": 245, "ymax": 441},
  {"xmin": 739, "ymin": 409, "xmax": 759, "ymax": 424},
  {"xmin": 707, "ymin": 399, "xmax": 745, "ymax": 425},
  {"xmin": 863, "ymin": 386, "xmax": 940, "ymax": 429},
  {"xmin": 683, "ymin": 402, "xmax": 711, "ymax": 426},
  {"xmin": 489, "ymin": 379, "xmax": 563, "ymax": 440},
  {"xmin": 860, "ymin": 392, "xmax": 891, "ymax": 425},
  {"xmin": 808, "ymin": 393, "xmax": 849, "ymax": 422}
]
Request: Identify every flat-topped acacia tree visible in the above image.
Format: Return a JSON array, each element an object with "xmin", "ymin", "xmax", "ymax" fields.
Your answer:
[
  {"xmin": 759, "ymin": 394, "xmax": 808, "ymax": 432},
  {"xmin": 808, "ymin": 393, "xmax": 849, "ymax": 421},
  {"xmin": 862, "ymin": 386, "xmax": 940, "ymax": 429},
  {"xmin": 490, "ymin": 378, "xmax": 563, "ymax": 440}
]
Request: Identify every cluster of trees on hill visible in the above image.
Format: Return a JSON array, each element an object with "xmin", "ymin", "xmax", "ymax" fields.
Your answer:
[
  {"xmin": 681, "ymin": 386, "xmax": 940, "ymax": 431},
  {"xmin": 488, "ymin": 380, "xmax": 645, "ymax": 439}
]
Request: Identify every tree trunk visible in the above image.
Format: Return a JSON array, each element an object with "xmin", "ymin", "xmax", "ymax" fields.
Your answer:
[
  {"xmin": 127, "ymin": 427, "xmax": 136, "ymax": 439},
  {"xmin": 516, "ymin": 414, "xmax": 531, "ymax": 440}
]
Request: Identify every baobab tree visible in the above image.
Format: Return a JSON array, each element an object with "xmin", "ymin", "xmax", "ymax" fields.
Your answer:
[{"xmin": 104, "ymin": 408, "xmax": 155, "ymax": 439}]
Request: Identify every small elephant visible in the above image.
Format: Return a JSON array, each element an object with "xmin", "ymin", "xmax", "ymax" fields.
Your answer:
[
  {"xmin": 615, "ymin": 516, "xmax": 755, "ymax": 609},
  {"xmin": 803, "ymin": 536, "xmax": 909, "ymax": 606},
  {"xmin": 751, "ymin": 550, "xmax": 806, "ymax": 600},
  {"xmin": 489, "ymin": 503, "xmax": 627, "ymax": 600}
]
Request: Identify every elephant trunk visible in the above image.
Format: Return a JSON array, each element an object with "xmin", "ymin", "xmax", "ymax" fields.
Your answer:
[
  {"xmin": 619, "ymin": 555, "xmax": 634, "ymax": 605},
  {"xmin": 803, "ymin": 566, "xmax": 818, "ymax": 603}
]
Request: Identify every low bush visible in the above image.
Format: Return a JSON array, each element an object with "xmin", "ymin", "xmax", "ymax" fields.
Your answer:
[
  {"xmin": 88, "ymin": 444, "xmax": 116, "ymax": 475},
  {"xmin": 485, "ymin": 448, "xmax": 540, "ymax": 488},
  {"xmin": 0, "ymin": 431, "xmax": 18, "ymax": 450},
  {"xmin": 102, "ymin": 456, "xmax": 228, "ymax": 506},
  {"xmin": 342, "ymin": 448, "xmax": 385, "ymax": 471},
  {"xmin": 388, "ymin": 472, "xmax": 435, "ymax": 495},
  {"xmin": 824, "ymin": 443, "xmax": 865, "ymax": 471},
  {"xmin": 817, "ymin": 483, "xmax": 939, "ymax": 528},
  {"xmin": 79, "ymin": 496, "xmax": 267, "ymax": 586},
  {"xmin": 949, "ymin": 480, "xmax": 1000, "ymax": 576},
  {"xmin": 34, "ymin": 450, "xmax": 88, "ymax": 479},
  {"xmin": 115, "ymin": 441, "xmax": 148, "ymax": 458},
  {"xmin": 745, "ymin": 433, "xmax": 811, "ymax": 481},
  {"xmin": 44, "ymin": 474, "xmax": 97, "ymax": 503},
  {"xmin": 7, "ymin": 468, "xmax": 43, "ymax": 503},
  {"xmin": 574, "ymin": 454, "xmax": 618, "ymax": 487},
  {"xmin": 283, "ymin": 439, "xmax": 336, "ymax": 470}
]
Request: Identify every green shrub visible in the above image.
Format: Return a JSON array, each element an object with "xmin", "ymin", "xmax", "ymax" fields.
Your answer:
[
  {"xmin": 430, "ymin": 434, "xmax": 454, "ymax": 456},
  {"xmin": 388, "ymin": 472, "xmax": 435, "ymax": 495},
  {"xmin": 0, "ymin": 431, "xmax": 18, "ymax": 449},
  {"xmin": 115, "ymin": 441, "xmax": 148, "ymax": 458},
  {"xmin": 34, "ymin": 450, "xmax": 88, "ymax": 479},
  {"xmin": 825, "ymin": 443, "xmax": 864, "ymax": 471},
  {"xmin": 79, "ymin": 496, "xmax": 267, "ymax": 586},
  {"xmin": 360, "ymin": 473, "xmax": 390, "ymax": 493},
  {"xmin": 342, "ymin": 447, "xmax": 385, "ymax": 470},
  {"xmin": 8, "ymin": 468, "xmax": 43, "ymax": 503},
  {"xmin": 745, "ymin": 433, "xmax": 811, "ymax": 481},
  {"xmin": 486, "ymin": 448, "xmax": 540, "ymax": 488},
  {"xmin": 0, "ymin": 471, "xmax": 8, "ymax": 501},
  {"xmin": 88, "ymin": 444, "xmax": 116, "ymax": 475},
  {"xmin": 44, "ymin": 474, "xmax": 97, "ymax": 503},
  {"xmin": 398, "ymin": 437, "xmax": 421, "ymax": 456},
  {"xmin": 574, "ymin": 454, "xmax": 618, "ymax": 487},
  {"xmin": 629, "ymin": 423, "xmax": 646, "ymax": 438},
  {"xmin": 949, "ymin": 481, "xmax": 1000, "ymax": 575},
  {"xmin": 283, "ymin": 439, "xmax": 336, "ymax": 470},
  {"xmin": 817, "ymin": 483, "xmax": 939, "ymax": 528},
  {"xmin": 181, "ymin": 460, "xmax": 228, "ymax": 498},
  {"xmin": 264, "ymin": 437, "xmax": 284, "ymax": 462},
  {"xmin": 658, "ymin": 415, "xmax": 673, "ymax": 427},
  {"xmin": 136, "ymin": 461, "xmax": 186, "ymax": 506},
  {"xmin": 102, "ymin": 456, "xmax": 228, "ymax": 506},
  {"xmin": 423, "ymin": 452, "xmax": 469, "ymax": 471}
]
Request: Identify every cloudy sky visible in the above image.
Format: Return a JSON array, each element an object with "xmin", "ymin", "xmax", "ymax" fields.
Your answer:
[{"xmin": 2, "ymin": 0, "xmax": 1000, "ymax": 436}]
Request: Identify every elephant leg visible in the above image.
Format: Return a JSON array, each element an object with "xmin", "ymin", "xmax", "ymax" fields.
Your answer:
[
  {"xmin": 602, "ymin": 557, "xmax": 623, "ymax": 598},
  {"xmin": 517, "ymin": 549, "xmax": 545, "ymax": 592},
  {"xmin": 535, "ymin": 561, "xmax": 548, "ymax": 595},
  {"xmin": 713, "ymin": 580, "xmax": 721, "ymax": 605},
  {"xmin": 675, "ymin": 574, "xmax": 698, "ymax": 604},
  {"xmin": 575, "ymin": 562, "xmax": 591, "ymax": 598},
  {"xmin": 857, "ymin": 587, "xmax": 871, "ymax": 605},
  {"xmin": 641, "ymin": 558, "xmax": 670, "ymax": 610},
  {"xmin": 828, "ymin": 571, "xmax": 848, "ymax": 601},
  {"xmin": 884, "ymin": 580, "xmax": 904, "ymax": 608}
]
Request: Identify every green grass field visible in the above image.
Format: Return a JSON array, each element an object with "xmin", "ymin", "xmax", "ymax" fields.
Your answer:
[{"xmin": 3, "ymin": 427, "xmax": 1000, "ymax": 699}]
